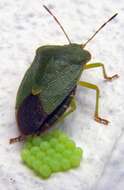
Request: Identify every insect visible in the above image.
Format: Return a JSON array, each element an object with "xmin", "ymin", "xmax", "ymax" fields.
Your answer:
[{"xmin": 10, "ymin": 5, "xmax": 118, "ymax": 144}]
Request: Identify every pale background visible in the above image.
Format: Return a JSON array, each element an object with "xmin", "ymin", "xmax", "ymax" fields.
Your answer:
[{"xmin": 0, "ymin": 0, "xmax": 123, "ymax": 189}]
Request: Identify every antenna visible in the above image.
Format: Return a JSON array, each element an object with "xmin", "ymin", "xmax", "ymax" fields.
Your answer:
[
  {"xmin": 43, "ymin": 5, "xmax": 71, "ymax": 44},
  {"xmin": 82, "ymin": 13, "xmax": 118, "ymax": 48}
]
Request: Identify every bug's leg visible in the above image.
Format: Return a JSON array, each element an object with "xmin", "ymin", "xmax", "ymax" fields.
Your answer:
[
  {"xmin": 9, "ymin": 135, "xmax": 26, "ymax": 144},
  {"xmin": 83, "ymin": 63, "xmax": 119, "ymax": 81},
  {"xmin": 78, "ymin": 81, "xmax": 109, "ymax": 125},
  {"xmin": 58, "ymin": 97, "xmax": 77, "ymax": 122}
]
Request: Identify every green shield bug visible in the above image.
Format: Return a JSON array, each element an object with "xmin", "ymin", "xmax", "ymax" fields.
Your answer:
[{"xmin": 10, "ymin": 5, "xmax": 118, "ymax": 144}]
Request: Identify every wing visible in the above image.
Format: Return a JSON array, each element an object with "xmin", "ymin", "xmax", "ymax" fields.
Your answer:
[
  {"xmin": 16, "ymin": 50, "xmax": 47, "ymax": 110},
  {"xmin": 16, "ymin": 68, "xmax": 33, "ymax": 109},
  {"xmin": 17, "ymin": 94, "xmax": 48, "ymax": 135}
]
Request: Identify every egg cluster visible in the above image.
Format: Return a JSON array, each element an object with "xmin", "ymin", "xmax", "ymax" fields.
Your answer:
[{"xmin": 21, "ymin": 129, "xmax": 83, "ymax": 179}]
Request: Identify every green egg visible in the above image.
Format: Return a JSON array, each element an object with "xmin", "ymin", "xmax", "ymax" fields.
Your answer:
[
  {"xmin": 27, "ymin": 136, "xmax": 33, "ymax": 143},
  {"xmin": 58, "ymin": 134, "xmax": 68, "ymax": 143},
  {"xmin": 61, "ymin": 158, "xmax": 71, "ymax": 171},
  {"xmin": 32, "ymin": 160, "xmax": 42, "ymax": 170},
  {"xmin": 48, "ymin": 159, "xmax": 60, "ymax": 172},
  {"xmin": 52, "ymin": 129, "xmax": 62, "ymax": 138},
  {"xmin": 38, "ymin": 165, "xmax": 51, "ymax": 178},
  {"xmin": 30, "ymin": 146, "xmax": 40, "ymax": 155},
  {"xmin": 53, "ymin": 153, "xmax": 62, "ymax": 161},
  {"xmin": 44, "ymin": 156, "xmax": 51, "ymax": 165},
  {"xmin": 65, "ymin": 139, "xmax": 76, "ymax": 150},
  {"xmin": 24, "ymin": 142, "xmax": 32, "ymax": 149},
  {"xmin": 40, "ymin": 134, "xmax": 47, "ymax": 140},
  {"xmin": 21, "ymin": 149, "xmax": 30, "ymax": 160},
  {"xmin": 70, "ymin": 155, "xmax": 81, "ymax": 168},
  {"xmin": 49, "ymin": 138, "xmax": 58, "ymax": 147},
  {"xmin": 40, "ymin": 141, "xmax": 50, "ymax": 151},
  {"xmin": 26, "ymin": 155, "xmax": 35, "ymax": 168},
  {"xmin": 46, "ymin": 148, "xmax": 55, "ymax": 157},
  {"xmin": 74, "ymin": 147, "xmax": 83, "ymax": 158},
  {"xmin": 32, "ymin": 137, "xmax": 42, "ymax": 146},
  {"xmin": 41, "ymin": 132, "xmax": 52, "ymax": 141},
  {"xmin": 36, "ymin": 151, "xmax": 46, "ymax": 160},
  {"xmin": 44, "ymin": 134, "xmax": 52, "ymax": 141},
  {"xmin": 55, "ymin": 144, "xmax": 65, "ymax": 153},
  {"xmin": 62, "ymin": 150, "xmax": 72, "ymax": 159}
]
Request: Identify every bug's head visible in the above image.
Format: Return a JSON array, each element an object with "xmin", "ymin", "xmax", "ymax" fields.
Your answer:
[
  {"xmin": 67, "ymin": 43, "xmax": 91, "ymax": 65},
  {"xmin": 81, "ymin": 47, "xmax": 91, "ymax": 64}
]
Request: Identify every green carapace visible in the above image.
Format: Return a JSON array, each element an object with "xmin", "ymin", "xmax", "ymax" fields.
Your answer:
[{"xmin": 10, "ymin": 5, "xmax": 118, "ymax": 143}]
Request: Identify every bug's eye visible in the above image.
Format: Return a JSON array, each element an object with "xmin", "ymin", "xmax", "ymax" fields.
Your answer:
[{"xmin": 82, "ymin": 50, "xmax": 91, "ymax": 63}]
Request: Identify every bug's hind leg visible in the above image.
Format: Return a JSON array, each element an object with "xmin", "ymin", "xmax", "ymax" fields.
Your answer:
[
  {"xmin": 83, "ymin": 63, "xmax": 119, "ymax": 81},
  {"xmin": 58, "ymin": 97, "xmax": 77, "ymax": 122},
  {"xmin": 78, "ymin": 81, "xmax": 109, "ymax": 125},
  {"xmin": 9, "ymin": 135, "xmax": 26, "ymax": 144}
]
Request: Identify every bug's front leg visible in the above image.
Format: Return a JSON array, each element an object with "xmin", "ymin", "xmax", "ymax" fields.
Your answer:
[
  {"xmin": 78, "ymin": 81, "xmax": 109, "ymax": 125},
  {"xmin": 83, "ymin": 63, "xmax": 119, "ymax": 81}
]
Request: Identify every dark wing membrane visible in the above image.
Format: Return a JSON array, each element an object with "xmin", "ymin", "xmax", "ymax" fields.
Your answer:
[{"xmin": 17, "ymin": 95, "xmax": 48, "ymax": 135}]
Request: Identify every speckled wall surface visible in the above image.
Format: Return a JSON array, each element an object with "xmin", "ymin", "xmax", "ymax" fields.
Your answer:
[{"xmin": 0, "ymin": 0, "xmax": 123, "ymax": 190}]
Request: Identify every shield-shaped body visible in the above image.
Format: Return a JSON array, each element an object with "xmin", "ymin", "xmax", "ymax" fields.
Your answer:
[{"xmin": 16, "ymin": 44, "xmax": 91, "ymax": 135}]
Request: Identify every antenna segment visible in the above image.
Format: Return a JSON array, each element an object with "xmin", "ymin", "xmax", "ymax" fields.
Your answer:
[
  {"xmin": 83, "ymin": 13, "xmax": 118, "ymax": 47},
  {"xmin": 43, "ymin": 5, "xmax": 71, "ymax": 44}
]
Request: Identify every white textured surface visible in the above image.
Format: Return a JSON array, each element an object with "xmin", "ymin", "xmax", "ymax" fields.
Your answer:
[{"xmin": 0, "ymin": 0, "xmax": 123, "ymax": 190}]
